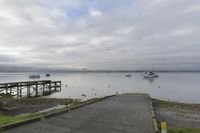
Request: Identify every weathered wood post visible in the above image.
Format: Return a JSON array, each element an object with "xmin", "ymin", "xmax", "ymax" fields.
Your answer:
[
  {"xmin": 49, "ymin": 81, "xmax": 51, "ymax": 94},
  {"xmin": 20, "ymin": 85, "xmax": 22, "ymax": 98},
  {"xmin": 59, "ymin": 81, "xmax": 61, "ymax": 91},
  {"xmin": 27, "ymin": 83, "xmax": 30, "ymax": 97},
  {"xmin": 35, "ymin": 82, "xmax": 38, "ymax": 97},
  {"xmin": 42, "ymin": 82, "xmax": 45, "ymax": 96},
  {"xmin": 17, "ymin": 85, "xmax": 19, "ymax": 98},
  {"xmin": 5, "ymin": 84, "xmax": 8, "ymax": 94},
  {"xmin": 10, "ymin": 85, "xmax": 12, "ymax": 95},
  {"xmin": 54, "ymin": 82, "xmax": 57, "ymax": 92}
]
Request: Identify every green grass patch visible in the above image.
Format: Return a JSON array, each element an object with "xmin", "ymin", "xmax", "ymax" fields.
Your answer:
[
  {"xmin": 168, "ymin": 128, "xmax": 200, "ymax": 133},
  {"xmin": 0, "ymin": 113, "xmax": 41, "ymax": 126},
  {"xmin": 0, "ymin": 93, "xmax": 15, "ymax": 98},
  {"xmin": 81, "ymin": 98, "xmax": 100, "ymax": 104},
  {"xmin": 0, "ymin": 97, "xmax": 101, "ymax": 127}
]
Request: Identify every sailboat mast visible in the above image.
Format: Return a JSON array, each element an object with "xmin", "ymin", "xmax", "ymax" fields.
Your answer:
[{"xmin": 153, "ymin": 63, "xmax": 155, "ymax": 72}]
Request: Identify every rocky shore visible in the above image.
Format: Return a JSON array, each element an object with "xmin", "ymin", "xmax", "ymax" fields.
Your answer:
[
  {"xmin": 152, "ymin": 99, "xmax": 200, "ymax": 129},
  {"xmin": 0, "ymin": 97, "xmax": 79, "ymax": 116}
]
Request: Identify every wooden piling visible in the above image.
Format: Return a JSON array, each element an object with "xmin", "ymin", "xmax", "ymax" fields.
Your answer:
[{"xmin": 35, "ymin": 82, "xmax": 38, "ymax": 97}]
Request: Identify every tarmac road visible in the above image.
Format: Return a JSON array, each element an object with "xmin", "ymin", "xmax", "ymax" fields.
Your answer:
[{"xmin": 2, "ymin": 94, "xmax": 154, "ymax": 133}]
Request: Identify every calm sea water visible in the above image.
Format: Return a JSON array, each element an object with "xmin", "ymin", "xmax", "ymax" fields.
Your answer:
[{"xmin": 0, "ymin": 72, "xmax": 200, "ymax": 103}]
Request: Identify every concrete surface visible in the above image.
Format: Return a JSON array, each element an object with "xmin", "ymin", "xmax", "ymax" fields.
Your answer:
[{"xmin": 2, "ymin": 94, "xmax": 155, "ymax": 133}]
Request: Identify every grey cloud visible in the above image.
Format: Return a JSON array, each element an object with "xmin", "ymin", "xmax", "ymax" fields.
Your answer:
[
  {"xmin": 0, "ymin": 54, "xmax": 16, "ymax": 62},
  {"xmin": 0, "ymin": 0, "xmax": 200, "ymax": 71}
]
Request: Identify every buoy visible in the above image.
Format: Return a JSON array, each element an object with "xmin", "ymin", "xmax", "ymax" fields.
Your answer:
[
  {"xmin": 81, "ymin": 94, "xmax": 87, "ymax": 97},
  {"xmin": 116, "ymin": 91, "xmax": 119, "ymax": 95}
]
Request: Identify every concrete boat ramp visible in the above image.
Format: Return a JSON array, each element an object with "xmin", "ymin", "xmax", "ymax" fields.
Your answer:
[{"xmin": 2, "ymin": 94, "xmax": 155, "ymax": 133}]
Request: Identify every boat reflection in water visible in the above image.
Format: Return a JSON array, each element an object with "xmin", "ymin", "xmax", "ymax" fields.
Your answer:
[{"xmin": 147, "ymin": 78, "xmax": 155, "ymax": 83}]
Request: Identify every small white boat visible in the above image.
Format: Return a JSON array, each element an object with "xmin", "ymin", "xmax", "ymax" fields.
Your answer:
[
  {"xmin": 143, "ymin": 72, "xmax": 159, "ymax": 78},
  {"xmin": 81, "ymin": 94, "xmax": 87, "ymax": 97},
  {"xmin": 46, "ymin": 74, "xmax": 50, "ymax": 77},
  {"xmin": 125, "ymin": 74, "xmax": 132, "ymax": 77},
  {"xmin": 29, "ymin": 74, "xmax": 40, "ymax": 79}
]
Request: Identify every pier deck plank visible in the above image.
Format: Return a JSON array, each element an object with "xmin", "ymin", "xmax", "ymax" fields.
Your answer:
[{"xmin": 2, "ymin": 94, "xmax": 155, "ymax": 133}]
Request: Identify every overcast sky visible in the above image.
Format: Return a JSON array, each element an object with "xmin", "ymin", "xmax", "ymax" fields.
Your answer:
[{"xmin": 0, "ymin": 0, "xmax": 200, "ymax": 71}]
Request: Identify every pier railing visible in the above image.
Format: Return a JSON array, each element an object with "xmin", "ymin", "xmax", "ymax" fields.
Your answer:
[{"xmin": 0, "ymin": 80, "xmax": 61, "ymax": 98}]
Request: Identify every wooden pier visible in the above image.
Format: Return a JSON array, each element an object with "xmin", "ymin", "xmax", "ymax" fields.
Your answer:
[{"xmin": 0, "ymin": 80, "xmax": 61, "ymax": 98}]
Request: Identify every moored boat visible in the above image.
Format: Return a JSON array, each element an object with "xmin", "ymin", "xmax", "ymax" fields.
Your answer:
[
  {"xmin": 46, "ymin": 74, "xmax": 50, "ymax": 77},
  {"xmin": 29, "ymin": 74, "xmax": 40, "ymax": 79},
  {"xmin": 143, "ymin": 72, "xmax": 159, "ymax": 78},
  {"xmin": 125, "ymin": 74, "xmax": 132, "ymax": 77}
]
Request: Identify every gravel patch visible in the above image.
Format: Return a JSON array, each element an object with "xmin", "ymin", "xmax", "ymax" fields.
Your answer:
[{"xmin": 154, "ymin": 106, "xmax": 200, "ymax": 128}]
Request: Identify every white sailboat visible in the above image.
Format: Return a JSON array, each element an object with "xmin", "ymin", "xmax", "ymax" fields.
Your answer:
[
  {"xmin": 143, "ymin": 64, "xmax": 159, "ymax": 78},
  {"xmin": 143, "ymin": 72, "xmax": 159, "ymax": 78},
  {"xmin": 125, "ymin": 74, "xmax": 132, "ymax": 77}
]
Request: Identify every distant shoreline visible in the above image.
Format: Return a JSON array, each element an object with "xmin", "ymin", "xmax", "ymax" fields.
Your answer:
[{"xmin": 1, "ymin": 70, "xmax": 200, "ymax": 73}]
